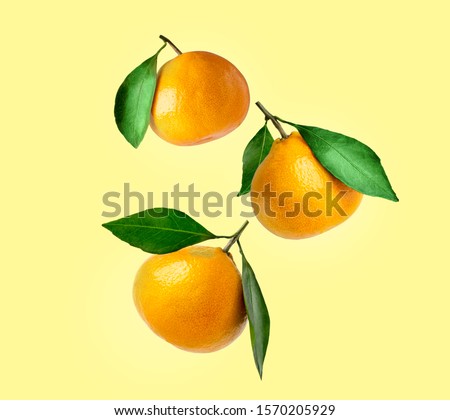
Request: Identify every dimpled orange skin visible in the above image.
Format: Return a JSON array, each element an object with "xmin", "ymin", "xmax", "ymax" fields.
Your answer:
[
  {"xmin": 133, "ymin": 246, "xmax": 247, "ymax": 353},
  {"xmin": 150, "ymin": 51, "xmax": 250, "ymax": 146},
  {"xmin": 251, "ymin": 131, "xmax": 363, "ymax": 239}
]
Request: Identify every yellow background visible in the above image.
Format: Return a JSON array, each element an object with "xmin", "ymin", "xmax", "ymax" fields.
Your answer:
[{"xmin": 1, "ymin": 0, "xmax": 449, "ymax": 399}]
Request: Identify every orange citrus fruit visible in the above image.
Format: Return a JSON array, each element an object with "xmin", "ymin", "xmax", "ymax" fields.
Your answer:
[
  {"xmin": 150, "ymin": 51, "xmax": 250, "ymax": 146},
  {"xmin": 133, "ymin": 246, "xmax": 247, "ymax": 352},
  {"xmin": 251, "ymin": 131, "xmax": 363, "ymax": 239}
]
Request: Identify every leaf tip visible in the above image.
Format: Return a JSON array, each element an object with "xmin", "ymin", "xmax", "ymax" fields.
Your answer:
[
  {"xmin": 130, "ymin": 140, "xmax": 141, "ymax": 149},
  {"xmin": 392, "ymin": 190, "xmax": 399, "ymax": 202},
  {"xmin": 387, "ymin": 190, "xmax": 399, "ymax": 202},
  {"xmin": 121, "ymin": 127, "xmax": 144, "ymax": 149},
  {"xmin": 237, "ymin": 189, "xmax": 248, "ymax": 198}
]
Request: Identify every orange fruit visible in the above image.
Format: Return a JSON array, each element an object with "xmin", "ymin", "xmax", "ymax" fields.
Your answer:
[
  {"xmin": 251, "ymin": 131, "xmax": 363, "ymax": 239},
  {"xmin": 150, "ymin": 51, "xmax": 250, "ymax": 146},
  {"xmin": 133, "ymin": 246, "xmax": 247, "ymax": 352}
]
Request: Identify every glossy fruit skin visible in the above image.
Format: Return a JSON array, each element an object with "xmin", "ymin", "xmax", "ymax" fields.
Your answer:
[
  {"xmin": 150, "ymin": 51, "xmax": 250, "ymax": 146},
  {"xmin": 251, "ymin": 132, "xmax": 363, "ymax": 239},
  {"xmin": 133, "ymin": 246, "xmax": 247, "ymax": 352}
]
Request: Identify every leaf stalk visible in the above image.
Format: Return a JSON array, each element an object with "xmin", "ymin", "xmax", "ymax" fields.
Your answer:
[
  {"xmin": 159, "ymin": 35, "xmax": 182, "ymax": 55},
  {"xmin": 255, "ymin": 102, "xmax": 288, "ymax": 139},
  {"xmin": 223, "ymin": 220, "xmax": 249, "ymax": 253}
]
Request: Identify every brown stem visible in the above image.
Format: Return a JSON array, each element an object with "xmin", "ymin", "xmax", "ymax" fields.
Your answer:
[
  {"xmin": 159, "ymin": 35, "xmax": 182, "ymax": 55},
  {"xmin": 223, "ymin": 220, "xmax": 249, "ymax": 253},
  {"xmin": 255, "ymin": 101, "xmax": 288, "ymax": 139}
]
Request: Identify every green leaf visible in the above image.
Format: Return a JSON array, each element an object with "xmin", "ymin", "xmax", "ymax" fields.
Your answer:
[
  {"xmin": 238, "ymin": 241, "xmax": 270, "ymax": 379},
  {"xmin": 114, "ymin": 43, "xmax": 166, "ymax": 148},
  {"xmin": 102, "ymin": 208, "xmax": 218, "ymax": 254},
  {"xmin": 279, "ymin": 119, "xmax": 399, "ymax": 202},
  {"xmin": 238, "ymin": 124, "xmax": 274, "ymax": 196}
]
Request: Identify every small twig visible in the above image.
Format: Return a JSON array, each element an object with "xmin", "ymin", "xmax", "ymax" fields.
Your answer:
[
  {"xmin": 223, "ymin": 220, "xmax": 249, "ymax": 253},
  {"xmin": 255, "ymin": 102, "xmax": 288, "ymax": 139},
  {"xmin": 159, "ymin": 35, "xmax": 182, "ymax": 55}
]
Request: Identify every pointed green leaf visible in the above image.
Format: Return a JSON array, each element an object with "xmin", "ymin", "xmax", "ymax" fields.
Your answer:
[
  {"xmin": 102, "ymin": 208, "xmax": 218, "ymax": 254},
  {"xmin": 114, "ymin": 43, "xmax": 166, "ymax": 148},
  {"xmin": 238, "ymin": 241, "xmax": 270, "ymax": 379},
  {"xmin": 279, "ymin": 119, "xmax": 399, "ymax": 202},
  {"xmin": 238, "ymin": 124, "xmax": 274, "ymax": 196}
]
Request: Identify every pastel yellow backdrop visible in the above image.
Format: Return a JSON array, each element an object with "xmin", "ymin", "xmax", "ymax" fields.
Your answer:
[{"xmin": 1, "ymin": 0, "xmax": 449, "ymax": 399}]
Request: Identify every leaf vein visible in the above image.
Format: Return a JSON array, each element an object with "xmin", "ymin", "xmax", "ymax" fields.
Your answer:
[{"xmin": 106, "ymin": 223, "xmax": 211, "ymax": 237}]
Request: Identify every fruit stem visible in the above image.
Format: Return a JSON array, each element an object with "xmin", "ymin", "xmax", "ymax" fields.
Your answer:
[
  {"xmin": 255, "ymin": 102, "xmax": 288, "ymax": 139},
  {"xmin": 159, "ymin": 35, "xmax": 182, "ymax": 55},
  {"xmin": 223, "ymin": 220, "xmax": 249, "ymax": 253}
]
